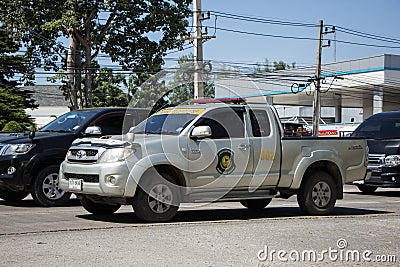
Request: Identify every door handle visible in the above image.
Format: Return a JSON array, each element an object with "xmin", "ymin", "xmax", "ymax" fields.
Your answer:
[{"xmin": 237, "ymin": 143, "xmax": 250, "ymax": 151}]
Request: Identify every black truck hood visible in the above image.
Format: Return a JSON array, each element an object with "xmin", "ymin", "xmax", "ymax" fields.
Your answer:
[
  {"xmin": 367, "ymin": 139, "xmax": 400, "ymax": 155},
  {"xmin": 0, "ymin": 131, "xmax": 75, "ymax": 144}
]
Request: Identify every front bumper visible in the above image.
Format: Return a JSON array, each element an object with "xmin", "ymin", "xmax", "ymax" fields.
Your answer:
[
  {"xmin": 380, "ymin": 165, "xmax": 400, "ymax": 186},
  {"xmin": 353, "ymin": 169, "xmax": 400, "ymax": 188},
  {"xmin": 0, "ymin": 155, "xmax": 27, "ymax": 190},
  {"xmin": 59, "ymin": 160, "xmax": 130, "ymax": 197}
]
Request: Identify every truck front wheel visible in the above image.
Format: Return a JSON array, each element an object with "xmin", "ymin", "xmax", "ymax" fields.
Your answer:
[
  {"xmin": 297, "ymin": 171, "xmax": 337, "ymax": 215},
  {"xmin": 133, "ymin": 172, "xmax": 180, "ymax": 222},
  {"xmin": 80, "ymin": 197, "xmax": 121, "ymax": 215},
  {"xmin": 31, "ymin": 165, "xmax": 71, "ymax": 207},
  {"xmin": 0, "ymin": 189, "xmax": 29, "ymax": 201}
]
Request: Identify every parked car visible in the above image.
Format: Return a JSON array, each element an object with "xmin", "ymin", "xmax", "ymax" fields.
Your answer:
[
  {"xmin": 0, "ymin": 108, "xmax": 149, "ymax": 206},
  {"xmin": 60, "ymin": 100, "xmax": 368, "ymax": 222},
  {"xmin": 351, "ymin": 111, "xmax": 400, "ymax": 193}
]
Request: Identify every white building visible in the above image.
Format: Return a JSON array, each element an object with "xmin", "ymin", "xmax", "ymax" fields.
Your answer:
[
  {"xmin": 24, "ymin": 85, "xmax": 69, "ymax": 128},
  {"xmin": 216, "ymin": 54, "xmax": 400, "ymax": 123}
]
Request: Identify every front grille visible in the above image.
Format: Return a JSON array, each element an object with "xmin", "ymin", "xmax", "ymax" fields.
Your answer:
[
  {"xmin": 69, "ymin": 149, "xmax": 98, "ymax": 157},
  {"xmin": 67, "ymin": 147, "xmax": 101, "ymax": 162},
  {"xmin": 368, "ymin": 153, "xmax": 385, "ymax": 174},
  {"xmin": 64, "ymin": 173, "xmax": 99, "ymax": 183},
  {"xmin": 368, "ymin": 154, "xmax": 385, "ymax": 165}
]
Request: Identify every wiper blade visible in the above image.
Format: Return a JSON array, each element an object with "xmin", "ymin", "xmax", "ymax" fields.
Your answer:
[
  {"xmin": 40, "ymin": 129, "xmax": 72, "ymax": 133},
  {"xmin": 160, "ymin": 131, "xmax": 179, "ymax": 135},
  {"xmin": 133, "ymin": 131, "xmax": 160, "ymax": 134}
]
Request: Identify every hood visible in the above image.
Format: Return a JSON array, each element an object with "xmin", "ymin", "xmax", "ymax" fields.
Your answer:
[
  {"xmin": 0, "ymin": 131, "xmax": 75, "ymax": 144},
  {"xmin": 367, "ymin": 139, "xmax": 400, "ymax": 155},
  {"xmin": 0, "ymin": 132, "xmax": 27, "ymax": 143}
]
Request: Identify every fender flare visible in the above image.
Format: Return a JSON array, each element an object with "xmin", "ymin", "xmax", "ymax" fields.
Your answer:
[
  {"xmin": 23, "ymin": 148, "xmax": 67, "ymax": 184},
  {"xmin": 123, "ymin": 153, "xmax": 188, "ymax": 197},
  {"xmin": 290, "ymin": 150, "xmax": 344, "ymax": 191}
]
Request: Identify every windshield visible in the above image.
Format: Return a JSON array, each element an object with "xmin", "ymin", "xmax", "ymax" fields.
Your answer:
[
  {"xmin": 39, "ymin": 110, "xmax": 99, "ymax": 133},
  {"xmin": 133, "ymin": 113, "xmax": 197, "ymax": 135},
  {"xmin": 352, "ymin": 118, "xmax": 400, "ymax": 139}
]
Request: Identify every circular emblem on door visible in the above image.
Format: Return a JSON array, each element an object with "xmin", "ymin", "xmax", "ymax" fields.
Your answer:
[
  {"xmin": 76, "ymin": 150, "xmax": 87, "ymax": 159},
  {"xmin": 216, "ymin": 148, "xmax": 235, "ymax": 175}
]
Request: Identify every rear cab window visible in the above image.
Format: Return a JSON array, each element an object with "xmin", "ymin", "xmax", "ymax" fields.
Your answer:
[{"xmin": 249, "ymin": 109, "xmax": 271, "ymax": 137}]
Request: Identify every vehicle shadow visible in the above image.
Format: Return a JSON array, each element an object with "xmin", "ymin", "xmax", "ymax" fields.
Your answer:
[
  {"xmin": 77, "ymin": 206, "xmax": 392, "ymax": 224},
  {"xmin": 346, "ymin": 190, "xmax": 400, "ymax": 198},
  {"xmin": 0, "ymin": 198, "xmax": 81, "ymax": 207}
]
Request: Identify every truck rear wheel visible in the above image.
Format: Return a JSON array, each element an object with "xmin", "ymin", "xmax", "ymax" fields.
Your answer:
[
  {"xmin": 133, "ymin": 172, "xmax": 180, "ymax": 222},
  {"xmin": 80, "ymin": 197, "xmax": 121, "ymax": 215},
  {"xmin": 240, "ymin": 199, "xmax": 272, "ymax": 210},
  {"xmin": 31, "ymin": 165, "xmax": 71, "ymax": 207},
  {"xmin": 0, "ymin": 189, "xmax": 29, "ymax": 201},
  {"xmin": 297, "ymin": 171, "xmax": 337, "ymax": 215}
]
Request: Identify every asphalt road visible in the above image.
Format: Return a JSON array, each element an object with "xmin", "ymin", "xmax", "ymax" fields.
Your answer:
[{"xmin": 0, "ymin": 185, "xmax": 399, "ymax": 266}]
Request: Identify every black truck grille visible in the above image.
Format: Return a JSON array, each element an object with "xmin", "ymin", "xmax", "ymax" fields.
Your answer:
[{"xmin": 64, "ymin": 173, "xmax": 99, "ymax": 183}]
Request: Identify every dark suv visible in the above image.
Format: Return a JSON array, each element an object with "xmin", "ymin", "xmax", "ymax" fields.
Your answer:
[
  {"xmin": 351, "ymin": 111, "xmax": 400, "ymax": 193},
  {"xmin": 0, "ymin": 108, "xmax": 148, "ymax": 206}
]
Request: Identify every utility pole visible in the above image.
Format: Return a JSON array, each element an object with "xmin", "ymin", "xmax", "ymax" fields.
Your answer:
[
  {"xmin": 312, "ymin": 20, "xmax": 323, "ymax": 136},
  {"xmin": 193, "ymin": 0, "xmax": 204, "ymax": 99}
]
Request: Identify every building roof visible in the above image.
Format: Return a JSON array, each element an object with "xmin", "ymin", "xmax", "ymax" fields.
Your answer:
[{"xmin": 24, "ymin": 85, "xmax": 69, "ymax": 107}]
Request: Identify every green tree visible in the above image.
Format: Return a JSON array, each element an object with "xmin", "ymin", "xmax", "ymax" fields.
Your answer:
[
  {"xmin": 0, "ymin": 88, "xmax": 34, "ymax": 130},
  {"xmin": 254, "ymin": 58, "xmax": 296, "ymax": 73},
  {"xmin": 0, "ymin": 0, "xmax": 191, "ymax": 110},
  {"xmin": 127, "ymin": 54, "xmax": 215, "ymax": 113},
  {"xmin": 2, "ymin": 121, "xmax": 24, "ymax": 132},
  {"xmin": 91, "ymin": 68, "xmax": 129, "ymax": 107},
  {"xmin": 0, "ymin": 27, "xmax": 36, "ymax": 130}
]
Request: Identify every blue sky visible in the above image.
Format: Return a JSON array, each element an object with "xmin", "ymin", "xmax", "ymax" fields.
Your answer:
[{"xmin": 169, "ymin": 0, "xmax": 400, "ymax": 68}]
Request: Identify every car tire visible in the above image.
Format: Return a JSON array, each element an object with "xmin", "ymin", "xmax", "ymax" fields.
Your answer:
[
  {"xmin": 357, "ymin": 185, "xmax": 378, "ymax": 194},
  {"xmin": 132, "ymin": 171, "xmax": 180, "ymax": 222},
  {"xmin": 0, "ymin": 189, "xmax": 29, "ymax": 201},
  {"xmin": 297, "ymin": 171, "xmax": 337, "ymax": 215},
  {"xmin": 80, "ymin": 196, "xmax": 121, "ymax": 215},
  {"xmin": 240, "ymin": 199, "xmax": 272, "ymax": 210},
  {"xmin": 31, "ymin": 165, "xmax": 71, "ymax": 207}
]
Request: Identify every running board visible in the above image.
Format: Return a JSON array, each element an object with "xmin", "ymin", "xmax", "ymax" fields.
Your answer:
[{"xmin": 186, "ymin": 189, "xmax": 277, "ymax": 203}]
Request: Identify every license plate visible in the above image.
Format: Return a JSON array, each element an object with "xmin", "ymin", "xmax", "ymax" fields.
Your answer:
[{"xmin": 68, "ymin": 179, "xmax": 82, "ymax": 190}]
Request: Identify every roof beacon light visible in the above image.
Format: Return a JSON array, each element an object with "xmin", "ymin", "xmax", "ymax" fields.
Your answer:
[{"xmin": 192, "ymin": 97, "xmax": 246, "ymax": 104}]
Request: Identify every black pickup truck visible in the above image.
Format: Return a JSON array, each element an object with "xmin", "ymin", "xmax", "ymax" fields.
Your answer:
[
  {"xmin": 351, "ymin": 111, "xmax": 400, "ymax": 193},
  {"xmin": 0, "ymin": 108, "xmax": 148, "ymax": 206}
]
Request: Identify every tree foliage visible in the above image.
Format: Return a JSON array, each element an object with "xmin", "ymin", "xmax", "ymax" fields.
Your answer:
[
  {"xmin": 0, "ymin": 26, "xmax": 36, "ymax": 130},
  {"xmin": 2, "ymin": 121, "xmax": 25, "ymax": 132},
  {"xmin": 92, "ymin": 68, "xmax": 129, "ymax": 107},
  {"xmin": 254, "ymin": 58, "xmax": 296, "ymax": 73},
  {"xmin": 0, "ymin": 0, "xmax": 192, "ymax": 110},
  {"xmin": 128, "ymin": 54, "xmax": 215, "ymax": 113}
]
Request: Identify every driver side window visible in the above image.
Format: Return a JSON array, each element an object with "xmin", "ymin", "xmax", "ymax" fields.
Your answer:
[
  {"xmin": 195, "ymin": 108, "xmax": 245, "ymax": 139},
  {"xmin": 92, "ymin": 114, "xmax": 125, "ymax": 135}
]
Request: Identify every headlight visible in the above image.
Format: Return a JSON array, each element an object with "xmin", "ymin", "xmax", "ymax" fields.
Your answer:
[
  {"xmin": 3, "ymin": 144, "xmax": 36, "ymax": 155},
  {"xmin": 98, "ymin": 148, "xmax": 135, "ymax": 163},
  {"xmin": 385, "ymin": 155, "xmax": 400, "ymax": 167}
]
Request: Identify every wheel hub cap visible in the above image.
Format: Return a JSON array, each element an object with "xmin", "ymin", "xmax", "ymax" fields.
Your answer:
[
  {"xmin": 148, "ymin": 184, "xmax": 173, "ymax": 214},
  {"xmin": 42, "ymin": 173, "xmax": 65, "ymax": 200},
  {"xmin": 311, "ymin": 181, "xmax": 331, "ymax": 208}
]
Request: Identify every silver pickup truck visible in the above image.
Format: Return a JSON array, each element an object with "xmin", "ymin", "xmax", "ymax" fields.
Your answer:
[{"xmin": 60, "ymin": 101, "xmax": 368, "ymax": 222}]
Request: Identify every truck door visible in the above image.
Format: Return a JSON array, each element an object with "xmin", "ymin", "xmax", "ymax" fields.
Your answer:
[
  {"xmin": 187, "ymin": 107, "xmax": 253, "ymax": 192},
  {"xmin": 248, "ymin": 108, "xmax": 282, "ymax": 188}
]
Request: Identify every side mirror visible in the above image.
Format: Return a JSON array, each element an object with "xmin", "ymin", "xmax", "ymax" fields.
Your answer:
[
  {"xmin": 29, "ymin": 131, "xmax": 36, "ymax": 140},
  {"xmin": 191, "ymin": 126, "xmax": 212, "ymax": 139},
  {"xmin": 84, "ymin": 126, "xmax": 102, "ymax": 136}
]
